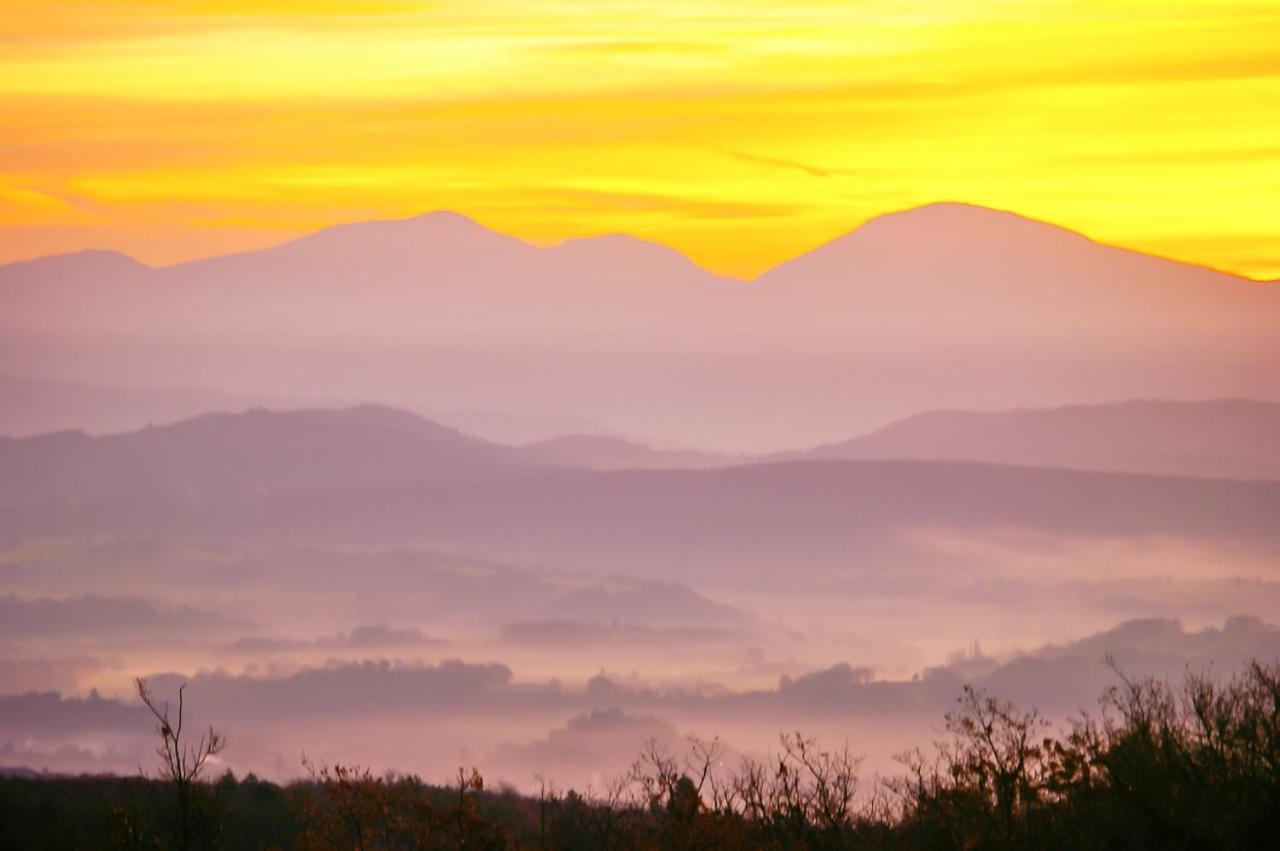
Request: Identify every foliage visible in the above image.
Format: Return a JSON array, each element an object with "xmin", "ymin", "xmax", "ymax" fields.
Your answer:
[{"xmin": 4, "ymin": 662, "xmax": 1280, "ymax": 849}]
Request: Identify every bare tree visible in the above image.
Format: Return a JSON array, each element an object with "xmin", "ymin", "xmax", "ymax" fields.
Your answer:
[{"xmin": 136, "ymin": 677, "xmax": 225, "ymax": 850}]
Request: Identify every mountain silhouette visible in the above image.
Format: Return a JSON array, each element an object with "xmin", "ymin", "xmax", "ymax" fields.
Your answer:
[
  {"xmin": 3, "ymin": 407, "xmax": 1279, "ymax": 582},
  {"xmin": 515, "ymin": 434, "xmax": 734, "ymax": 470},
  {"xmin": 2, "ymin": 203, "xmax": 1275, "ymax": 449},
  {"xmin": 803, "ymin": 399, "xmax": 1280, "ymax": 480},
  {"xmin": 0, "ymin": 405, "xmax": 522, "ymax": 504}
]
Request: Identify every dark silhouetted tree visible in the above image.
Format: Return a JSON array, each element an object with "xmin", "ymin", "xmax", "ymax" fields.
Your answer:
[{"xmin": 135, "ymin": 677, "xmax": 225, "ymax": 851}]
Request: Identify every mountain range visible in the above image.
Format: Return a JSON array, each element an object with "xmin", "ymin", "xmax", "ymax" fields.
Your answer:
[
  {"xmin": 0, "ymin": 374, "xmax": 610, "ymax": 445},
  {"xmin": 800, "ymin": 399, "xmax": 1280, "ymax": 481},
  {"xmin": 4, "ymin": 404, "xmax": 1279, "ymax": 586},
  {"xmin": 3, "ymin": 203, "xmax": 1276, "ymax": 450},
  {"xmin": 4, "ymin": 390, "xmax": 1278, "ymax": 480}
]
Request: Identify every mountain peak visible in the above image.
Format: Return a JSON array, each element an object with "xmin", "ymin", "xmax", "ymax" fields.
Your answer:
[
  {"xmin": 876, "ymin": 201, "xmax": 1035, "ymax": 221},
  {"xmin": 330, "ymin": 403, "xmax": 471, "ymax": 437},
  {"xmin": 859, "ymin": 202, "xmax": 1089, "ymax": 240},
  {"xmin": 312, "ymin": 209, "xmax": 506, "ymax": 242},
  {"xmin": 171, "ymin": 208, "xmax": 537, "ymax": 274},
  {"xmin": 182, "ymin": 403, "xmax": 473, "ymax": 443},
  {"xmin": 834, "ymin": 201, "xmax": 1087, "ymax": 248},
  {"xmin": 547, "ymin": 233, "xmax": 742, "ymax": 284},
  {"xmin": 0, "ymin": 248, "xmax": 146, "ymax": 277},
  {"xmin": 754, "ymin": 202, "xmax": 1109, "ymax": 285},
  {"xmin": 404, "ymin": 209, "xmax": 486, "ymax": 229}
]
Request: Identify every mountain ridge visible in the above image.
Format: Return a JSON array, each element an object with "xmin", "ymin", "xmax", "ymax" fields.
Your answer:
[
  {"xmin": 4, "ymin": 409, "xmax": 1280, "ymax": 583},
  {"xmin": 803, "ymin": 398, "xmax": 1280, "ymax": 481},
  {"xmin": 2, "ymin": 202, "xmax": 1270, "ymax": 285},
  {"xmin": 4, "ymin": 203, "xmax": 1276, "ymax": 451},
  {"xmin": 5, "ymin": 394, "xmax": 1280, "ymax": 481}
]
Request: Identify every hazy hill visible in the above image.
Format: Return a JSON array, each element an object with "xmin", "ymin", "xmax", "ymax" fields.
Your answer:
[
  {"xmin": 0, "ymin": 374, "xmax": 288, "ymax": 438},
  {"xmin": 0, "ymin": 405, "xmax": 523, "ymax": 504},
  {"xmin": 3, "ymin": 410, "xmax": 1278, "ymax": 581},
  {"xmin": 0, "ymin": 404, "xmax": 731, "ymax": 500},
  {"xmin": 0, "ymin": 374, "xmax": 617, "ymax": 445},
  {"xmin": 804, "ymin": 399, "xmax": 1280, "ymax": 480},
  {"xmin": 515, "ymin": 434, "xmax": 734, "ymax": 470},
  {"xmin": 0, "ymin": 211, "xmax": 739, "ymax": 349},
  {"xmin": 2, "ymin": 204, "xmax": 1275, "ymax": 450},
  {"xmin": 754, "ymin": 203, "xmax": 1273, "ymax": 332}
]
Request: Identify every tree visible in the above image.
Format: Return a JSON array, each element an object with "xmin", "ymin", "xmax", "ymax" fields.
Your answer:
[{"xmin": 135, "ymin": 677, "xmax": 225, "ymax": 850}]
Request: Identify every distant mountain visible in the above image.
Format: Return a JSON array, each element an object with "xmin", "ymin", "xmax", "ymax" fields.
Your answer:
[
  {"xmin": 0, "ymin": 374, "xmax": 289, "ymax": 438},
  {"xmin": 0, "ymin": 211, "xmax": 739, "ymax": 349},
  {"xmin": 3, "ymin": 408, "xmax": 1279, "ymax": 583},
  {"xmin": 0, "ymin": 594, "xmax": 246, "ymax": 638},
  {"xmin": 420, "ymin": 409, "xmax": 615, "ymax": 446},
  {"xmin": 755, "ymin": 204, "xmax": 1268, "ymax": 323},
  {"xmin": 0, "ymin": 403, "xmax": 747, "ymax": 505},
  {"xmin": 515, "ymin": 434, "xmax": 734, "ymax": 470},
  {"xmin": 0, "ymin": 374, "xmax": 620, "ymax": 445},
  {"xmin": 0, "ymin": 249, "xmax": 145, "ymax": 282},
  {"xmin": 803, "ymin": 400, "xmax": 1280, "ymax": 480},
  {"xmin": 0, "ymin": 405, "xmax": 524, "ymax": 505},
  {"xmin": 2, "ymin": 204, "xmax": 1276, "ymax": 450}
]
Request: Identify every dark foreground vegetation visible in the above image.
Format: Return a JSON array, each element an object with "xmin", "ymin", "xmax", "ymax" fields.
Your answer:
[{"xmin": 4, "ymin": 662, "xmax": 1280, "ymax": 850}]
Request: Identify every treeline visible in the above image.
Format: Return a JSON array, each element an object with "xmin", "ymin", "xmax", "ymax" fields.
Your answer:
[{"xmin": 4, "ymin": 662, "xmax": 1280, "ymax": 850}]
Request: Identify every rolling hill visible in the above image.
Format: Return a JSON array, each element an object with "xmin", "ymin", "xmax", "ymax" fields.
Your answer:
[
  {"xmin": 3, "ymin": 407, "xmax": 1278, "ymax": 584},
  {"xmin": 515, "ymin": 434, "xmax": 734, "ymax": 470},
  {"xmin": 0, "ymin": 405, "xmax": 523, "ymax": 505},
  {"xmin": 803, "ymin": 399, "xmax": 1280, "ymax": 481}
]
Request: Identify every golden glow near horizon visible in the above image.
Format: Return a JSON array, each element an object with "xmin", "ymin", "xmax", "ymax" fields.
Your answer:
[{"xmin": 1, "ymin": 1, "xmax": 1277, "ymax": 278}]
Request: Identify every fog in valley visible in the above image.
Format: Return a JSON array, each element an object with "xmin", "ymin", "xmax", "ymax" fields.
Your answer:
[
  {"xmin": 2, "ymin": 205, "xmax": 1279, "ymax": 797},
  {"xmin": 4, "ymin": 407, "xmax": 1280, "ymax": 792}
]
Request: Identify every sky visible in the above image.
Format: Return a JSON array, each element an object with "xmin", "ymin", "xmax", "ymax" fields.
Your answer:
[{"xmin": 1, "ymin": 0, "xmax": 1277, "ymax": 279}]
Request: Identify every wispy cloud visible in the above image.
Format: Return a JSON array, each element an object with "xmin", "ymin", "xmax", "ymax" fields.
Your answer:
[{"xmin": 706, "ymin": 147, "xmax": 852, "ymax": 179}]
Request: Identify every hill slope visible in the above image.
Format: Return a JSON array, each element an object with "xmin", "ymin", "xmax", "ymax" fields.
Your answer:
[
  {"xmin": 0, "ymin": 405, "xmax": 523, "ymax": 504},
  {"xmin": 3, "ymin": 411, "xmax": 1278, "ymax": 583},
  {"xmin": 515, "ymin": 434, "xmax": 734, "ymax": 470},
  {"xmin": 805, "ymin": 400, "xmax": 1280, "ymax": 480}
]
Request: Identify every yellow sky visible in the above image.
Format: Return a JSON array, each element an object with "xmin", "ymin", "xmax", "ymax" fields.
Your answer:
[{"xmin": 1, "ymin": 1, "xmax": 1277, "ymax": 278}]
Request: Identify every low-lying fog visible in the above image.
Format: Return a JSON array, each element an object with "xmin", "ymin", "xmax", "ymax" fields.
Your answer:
[
  {"xmin": 4, "ymin": 529, "xmax": 1278, "ymax": 791},
  {"xmin": 3, "ymin": 400, "xmax": 1279, "ymax": 790}
]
